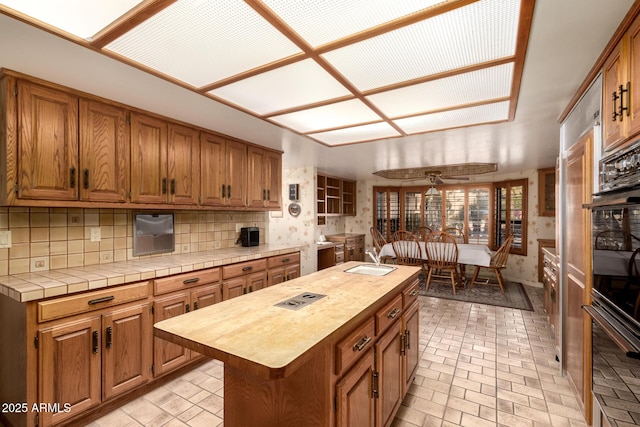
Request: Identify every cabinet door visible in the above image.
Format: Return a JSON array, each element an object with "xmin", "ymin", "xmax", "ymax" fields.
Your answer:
[
  {"xmin": 79, "ymin": 99, "xmax": 128, "ymax": 202},
  {"xmin": 153, "ymin": 292, "xmax": 190, "ymax": 376},
  {"xmin": 356, "ymin": 236, "xmax": 365, "ymax": 261},
  {"xmin": 336, "ymin": 348, "xmax": 375, "ymax": 427},
  {"xmin": 223, "ymin": 276, "xmax": 246, "ymax": 300},
  {"xmin": 627, "ymin": 14, "xmax": 640, "ymax": 139},
  {"xmin": 264, "ymin": 150, "xmax": 282, "ymax": 209},
  {"xmin": 285, "ymin": 264, "xmax": 300, "ymax": 281},
  {"xmin": 603, "ymin": 40, "xmax": 626, "ymax": 151},
  {"xmin": 403, "ymin": 301, "xmax": 419, "ymax": 394},
  {"xmin": 168, "ymin": 123, "xmax": 199, "ymax": 205},
  {"xmin": 200, "ymin": 132, "xmax": 226, "ymax": 206},
  {"xmin": 225, "ymin": 139, "xmax": 247, "ymax": 207},
  {"xmin": 268, "ymin": 266, "xmax": 285, "ymax": 287},
  {"xmin": 38, "ymin": 316, "xmax": 101, "ymax": 426},
  {"xmin": 246, "ymin": 270, "xmax": 267, "ymax": 293},
  {"xmin": 130, "ymin": 113, "xmax": 168, "ymax": 204},
  {"xmin": 192, "ymin": 283, "xmax": 222, "ymax": 310},
  {"xmin": 247, "ymin": 146, "xmax": 267, "ymax": 208},
  {"xmin": 17, "ymin": 81, "xmax": 78, "ymax": 200},
  {"xmin": 102, "ymin": 303, "xmax": 152, "ymax": 400},
  {"xmin": 375, "ymin": 320, "xmax": 403, "ymax": 427}
]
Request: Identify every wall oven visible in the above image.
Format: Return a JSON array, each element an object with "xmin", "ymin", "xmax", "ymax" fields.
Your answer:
[{"xmin": 585, "ymin": 140, "xmax": 640, "ymax": 427}]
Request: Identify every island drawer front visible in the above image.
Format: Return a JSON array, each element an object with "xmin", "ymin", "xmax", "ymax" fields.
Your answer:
[
  {"xmin": 267, "ymin": 252, "xmax": 300, "ymax": 268},
  {"xmin": 335, "ymin": 318, "xmax": 375, "ymax": 375},
  {"xmin": 375, "ymin": 294, "xmax": 403, "ymax": 335},
  {"xmin": 223, "ymin": 259, "xmax": 267, "ymax": 279},
  {"xmin": 402, "ymin": 279, "xmax": 420, "ymax": 308},
  {"xmin": 37, "ymin": 281, "xmax": 150, "ymax": 323},
  {"xmin": 154, "ymin": 268, "xmax": 221, "ymax": 296}
]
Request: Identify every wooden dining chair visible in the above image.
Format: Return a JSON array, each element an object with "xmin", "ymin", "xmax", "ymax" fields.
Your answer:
[
  {"xmin": 370, "ymin": 227, "xmax": 394, "ymax": 264},
  {"xmin": 424, "ymin": 231, "xmax": 461, "ymax": 295},
  {"xmin": 444, "ymin": 226, "xmax": 467, "ymax": 244},
  {"xmin": 415, "ymin": 226, "xmax": 433, "ymax": 241},
  {"xmin": 469, "ymin": 234, "xmax": 514, "ymax": 294},
  {"xmin": 391, "ymin": 231, "xmax": 426, "ymax": 275}
]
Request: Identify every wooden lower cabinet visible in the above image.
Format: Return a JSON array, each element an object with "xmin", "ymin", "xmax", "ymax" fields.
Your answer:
[
  {"xmin": 153, "ymin": 284, "xmax": 222, "ymax": 376},
  {"xmin": 335, "ymin": 280, "xmax": 419, "ymax": 427},
  {"xmin": 336, "ymin": 349, "xmax": 376, "ymax": 427},
  {"xmin": 38, "ymin": 301, "xmax": 152, "ymax": 426},
  {"xmin": 267, "ymin": 252, "xmax": 300, "ymax": 286},
  {"xmin": 222, "ymin": 259, "xmax": 269, "ymax": 299}
]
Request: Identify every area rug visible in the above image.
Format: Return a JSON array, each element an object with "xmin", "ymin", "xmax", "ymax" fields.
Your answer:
[{"xmin": 419, "ymin": 276, "xmax": 534, "ymax": 311}]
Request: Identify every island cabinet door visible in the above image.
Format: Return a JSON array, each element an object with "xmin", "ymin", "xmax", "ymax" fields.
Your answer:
[
  {"xmin": 336, "ymin": 348, "xmax": 375, "ymax": 427},
  {"xmin": 102, "ymin": 303, "xmax": 152, "ymax": 400},
  {"xmin": 375, "ymin": 320, "xmax": 403, "ymax": 427},
  {"xmin": 402, "ymin": 301, "xmax": 419, "ymax": 394},
  {"xmin": 38, "ymin": 316, "xmax": 102, "ymax": 426},
  {"xmin": 153, "ymin": 292, "xmax": 190, "ymax": 376}
]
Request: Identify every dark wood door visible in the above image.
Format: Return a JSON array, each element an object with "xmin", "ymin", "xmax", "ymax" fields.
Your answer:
[
  {"xmin": 336, "ymin": 348, "xmax": 375, "ymax": 427},
  {"xmin": 38, "ymin": 316, "xmax": 101, "ymax": 426},
  {"xmin": 102, "ymin": 303, "xmax": 152, "ymax": 399},
  {"xmin": 564, "ymin": 129, "xmax": 593, "ymax": 423},
  {"xmin": 18, "ymin": 81, "xmax": 78, "ymax": 200}
]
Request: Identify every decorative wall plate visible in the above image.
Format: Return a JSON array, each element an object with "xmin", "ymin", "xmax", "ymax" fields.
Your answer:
[{"xmin": 288, "ymin": 202, "xmax": 301, "ymax": 217}]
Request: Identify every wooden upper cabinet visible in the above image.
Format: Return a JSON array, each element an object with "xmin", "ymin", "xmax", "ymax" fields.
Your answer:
[
  {"xmin": 247, "ymin": 146, "xmax": 282, "ymax": 209},
  {"xmin": 17, "ymin": 80, "xmax": 79, "ymax": 200},
  {"xmin": 168, "ymin": 123, "xmax": 199, "ymax": 205},
  {"xmin": 79, "ymin": 99, "xmax": 128, "ymax": 203},
  {"xmin": 603, "ymin": 14, "xmax": 640, "ymax": 152},
  {"xmin": 130, "ymin": 112, "xmax": 168, "ymax": 204},
  {"xmin": 200, "ymin": 132, "xmax": 247, "ymax": 208}
]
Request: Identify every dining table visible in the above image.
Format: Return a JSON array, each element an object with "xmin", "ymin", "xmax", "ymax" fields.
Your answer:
[{"xmin": 379, "ymin": 241, "xmax": 492, "ymax": 267}]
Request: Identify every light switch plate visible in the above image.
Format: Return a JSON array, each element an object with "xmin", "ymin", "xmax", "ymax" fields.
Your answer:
[{"xmin": 0, "ymin": 230, "xmax": 11, "ymax": 248}]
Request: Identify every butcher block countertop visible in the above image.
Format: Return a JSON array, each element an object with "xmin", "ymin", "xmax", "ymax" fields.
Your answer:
[
  {"xmin": 154, "ymin": 261, "xmax": 421, "ymax": 380},
  {"xmin": 0, "ymin": 244, "xmax": 301, "ymax": 302}
]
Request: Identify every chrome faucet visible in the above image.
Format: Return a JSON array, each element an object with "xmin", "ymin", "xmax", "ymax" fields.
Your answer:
[{"xmin": 366, "ymin": 248, "xmax": 381, "ymax": 266}]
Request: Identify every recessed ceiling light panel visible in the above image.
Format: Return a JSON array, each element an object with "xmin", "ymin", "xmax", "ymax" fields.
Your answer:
[
  {"xmin": 394, "ymin": 101, "xmax": 510, "ymax": 134},
  {"xmin": 367, "ymin": 63, "xmax": 514, "ymax": 117},
  {"xmin": 309, "ymin": 122, "xmax": 401, "ymax": 146},
  {"xmin": 0, "ymin": 0, "xmax": 142, "ymax": 39},
  {"xmin": 105, "ymin": 0, "xmax": 302, "ymax": 88},
  {"xmin": 270, "ymin": 99, "xmax": 383, "ymax": 133},
  {"xmin": 209, "ymin": 59, "xmax": 352, "ymax": 115},
  {"xmin": 262, "ymin": 0, "xmax": 445, "ymax": 47},
  {"xmin": 321, "ymin": 0, "xmax": 520, "ymax": 91}
]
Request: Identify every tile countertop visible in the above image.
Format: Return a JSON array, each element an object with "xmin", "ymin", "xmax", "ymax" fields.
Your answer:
[{"xmin": 0, "ymin": 244, "xmax": 303, "ymax": 303}]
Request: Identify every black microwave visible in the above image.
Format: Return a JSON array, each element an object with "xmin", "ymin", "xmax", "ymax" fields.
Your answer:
[{"xmin": 240, "ymin": 227, "xmax": 259, "ymax": 247}]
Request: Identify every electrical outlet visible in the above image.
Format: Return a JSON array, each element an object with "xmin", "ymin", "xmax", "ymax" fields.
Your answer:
[
  {"xmin": 214, "ymin": 241, "xmax": 221, "ymax": 249},
  {"xmin": 100, "ymin": 252, "xmax": 112, "ymax": 262},
  {"xmin": 182, "ymin": 244, "xmax": 190, "ymax": 252},
  {"xmin": 90, "ymin": 227, "xmax": 101, "ymax": 242},
  {"xmin": 31, "ymin": 257, "xmax": 48, "ymax": 272},
  {"xmin": 0, "ymin": 230, "xmax": 11, "ymax": 248},
  {"xmin": 70, "ymin": 215, "xmax": 81, "ymax": 224}
]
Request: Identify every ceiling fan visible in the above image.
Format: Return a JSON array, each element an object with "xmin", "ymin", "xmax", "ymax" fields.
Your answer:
[{"xmin": 425, "ymin": 170, "xmax": 470, "ymax": 185}]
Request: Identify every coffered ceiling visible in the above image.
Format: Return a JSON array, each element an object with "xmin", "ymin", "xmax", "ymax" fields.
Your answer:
[{"xmin": 0, "ymin": 0, "xmax": 531, "ymax": 147}]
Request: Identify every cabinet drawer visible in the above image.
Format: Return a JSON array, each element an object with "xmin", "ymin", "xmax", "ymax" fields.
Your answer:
[
  {"xmin": 402, "ymin": 279, "xmax": 420, "ymax": 308},
  {"xmin": 223, "ymin": 259, "xmax": 267, "ymax": 279},
  {"xmin": 154, "ymin": 268, "xmax": 221, "ymax": 295},
  {"xmin": 37, "ymin": 281, "xmax": 150, "ymax": 323},
  {"xmin": 335, "ymin": 252, "xmax": 345, "ymax": 264},
  {"xmin": 335, "ymin": 317, "xmax": 375, "ymax": 375},
  {"xmin": 375, "ymin": 294, "xmax": 403, "ymax": 335},
  {"xmin": 268, "ymin": 252, "xmax": 300, "ymax": 268}
]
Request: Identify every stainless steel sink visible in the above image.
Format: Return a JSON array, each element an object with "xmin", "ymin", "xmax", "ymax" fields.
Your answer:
[
  {"xmin": 344, "ymin": 264, "xmax": 396, "ymax": 276},
  {"xmin": 274, "ymin": 292, "xmax": 326, "ymax": 310}
]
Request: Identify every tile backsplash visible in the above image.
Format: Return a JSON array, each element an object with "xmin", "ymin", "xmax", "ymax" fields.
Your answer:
[{"xmin": 0, "ymin": 207, "xmax": 267, "ymax": 275}]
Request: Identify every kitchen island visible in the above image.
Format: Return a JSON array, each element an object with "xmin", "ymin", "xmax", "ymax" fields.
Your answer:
[{"xmin": 154, "ymin": 261, "xmax": 422, "ymax": 427}]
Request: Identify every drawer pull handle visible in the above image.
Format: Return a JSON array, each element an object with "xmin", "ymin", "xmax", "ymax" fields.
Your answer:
[
  {"xmin": 353, "ymin": 336, "xmax": 372, "ymax": 352},
  {"xmin": 106, "ymin": 326, "xmax": 112, "ymax": 349},
  {"xmin": 88, "ymin": 296, "xmax": 115, "ymax": 305},
  {"xmin": 92, "ymin": 331, "xmax": 99, "ymax": 354},
  {"xmin": 387, "ymin": 308, "xmax": 400, "ymax": 319},
  {"xmin": 410, "ymin": 289, "xmax": 419, "ymax": 297},
  {"xmin": 282, "ymin": 258, "xmax": 290, "ymax": 263},
  {"xmin": 194, "ymin": 301, "xmax": 199, "ymax": 310},
  {"xmin": 162, "ymin": 177, "xmax": 167, "ymax": 194},
  {"xmin": 183, "ymin": 277, "xmax": 200, "ymax": 284},
  {"xmin": 186, "ymin": 303, "xmax": 190, "ymax": 313},
  {"xmin": 242, "ymin": 266, "xmax": 253, "ymax": 272},
  {"xmin": 83, "ymin": 169, "xmax": 89, "ymax": 189}
]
